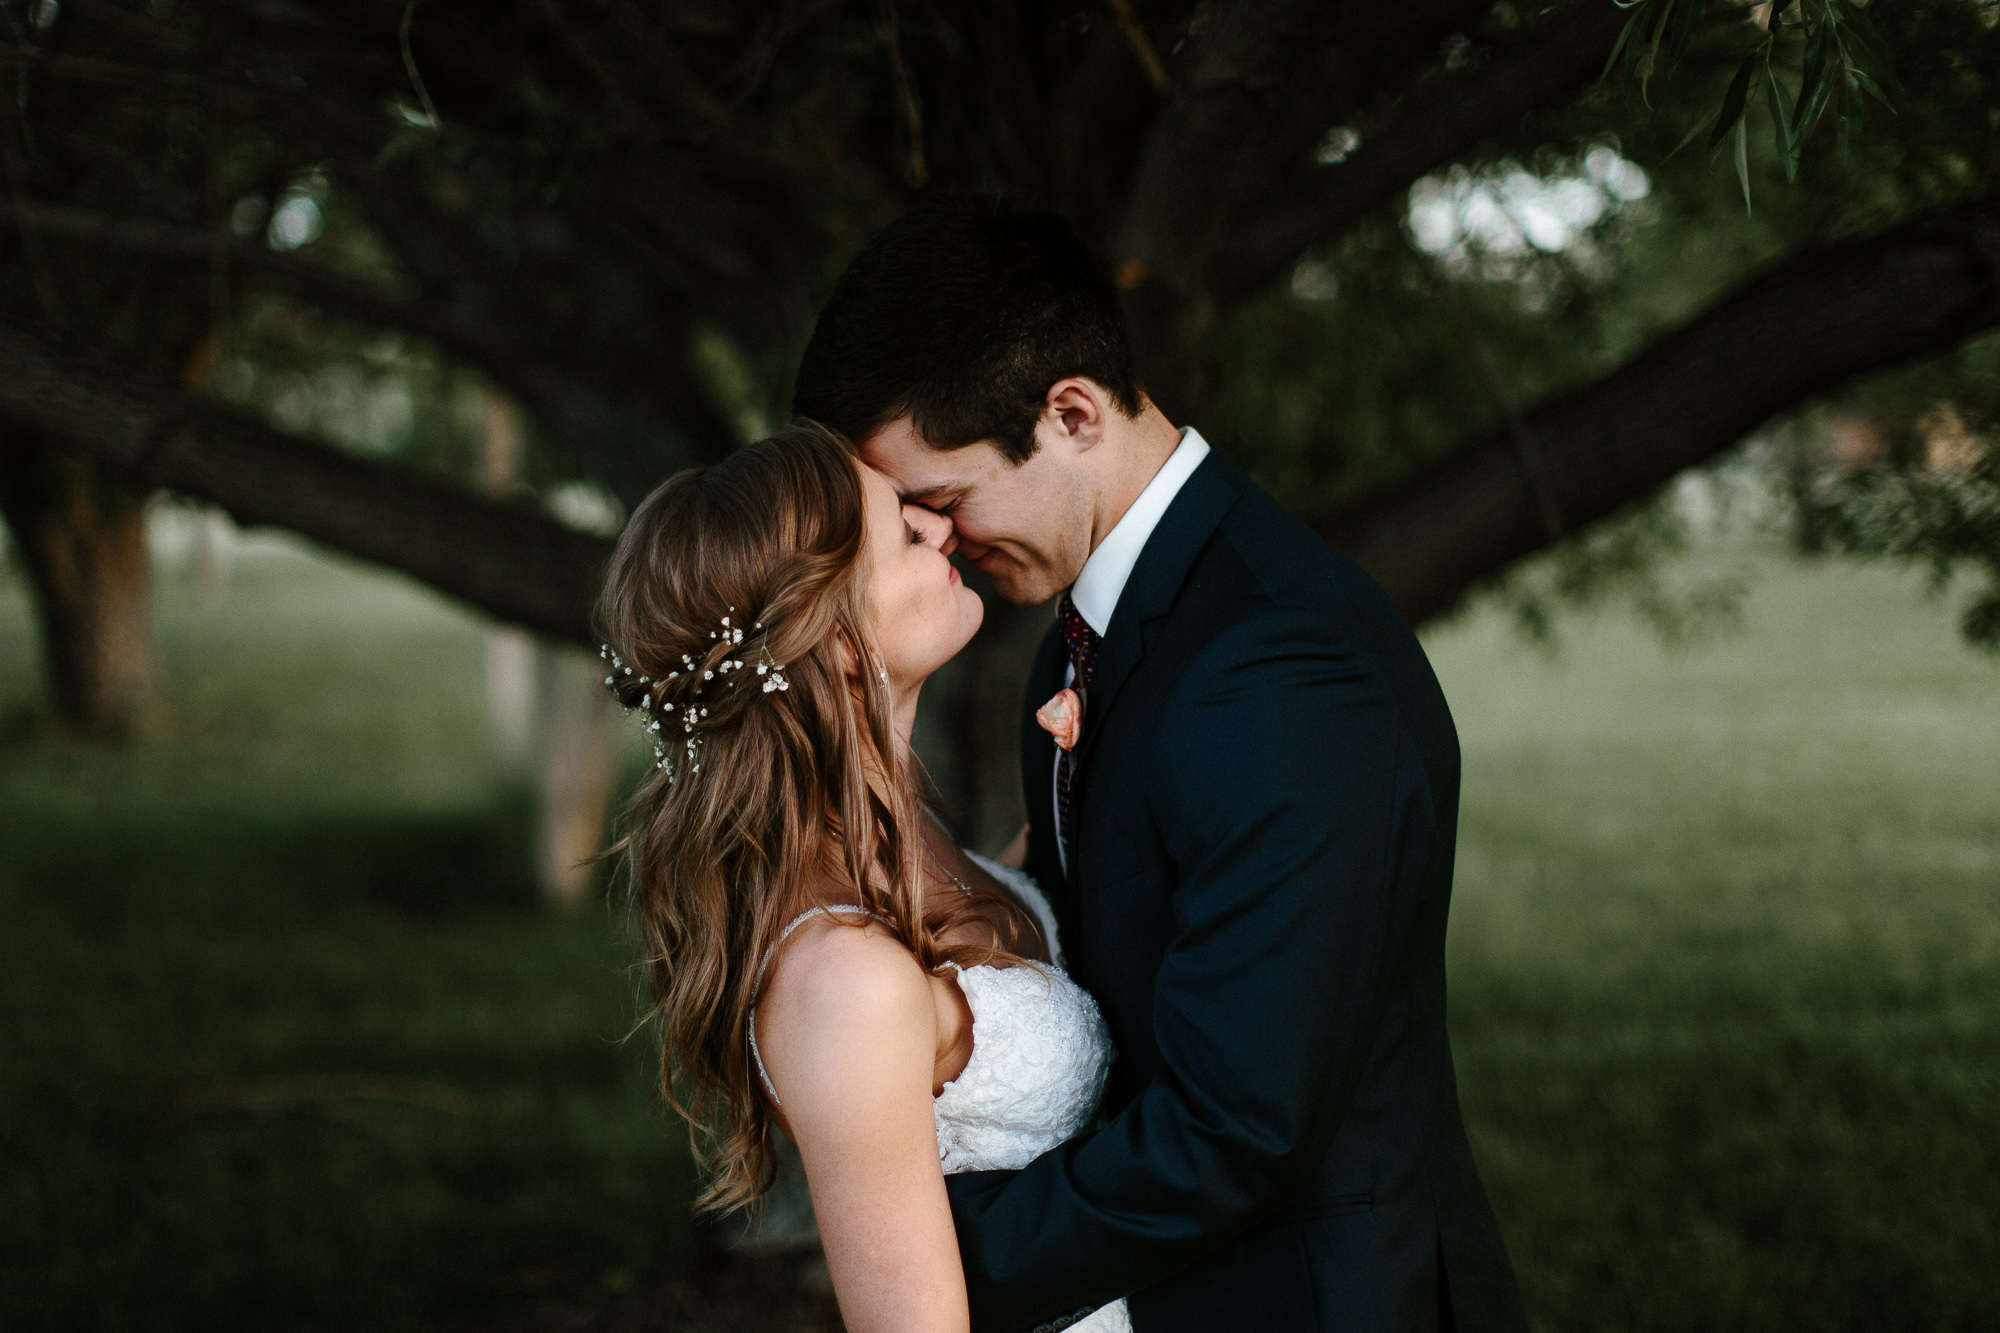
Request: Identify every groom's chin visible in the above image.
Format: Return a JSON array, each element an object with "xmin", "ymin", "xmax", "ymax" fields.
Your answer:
[
  {"xmin": 965, "ymin": 548, "xmax": 1066, "ymax": 606},
  {"xmin": 989, "ymin": 569, "xmax": 1060, "ymax": 608}
]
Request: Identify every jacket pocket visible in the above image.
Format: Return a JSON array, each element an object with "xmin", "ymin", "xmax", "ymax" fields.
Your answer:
[{"xmin": 1270, "ymin": 1189, "xmax": 1376, "ymax": 1224}]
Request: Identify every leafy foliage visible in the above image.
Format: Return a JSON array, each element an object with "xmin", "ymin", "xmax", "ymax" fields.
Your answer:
[
  {"xmin": 0, "ymin": 0, "xmax": 1997, "ymax": 660},
  {"xmin": 1476, "ymin": 481, "xmax": 1754, "ymax": 651},
  {"xmin": 1826, "ymin": 461, "xmax": 2000, "ymax": 645},
  {"xmin": 1608, "ymin": 0, "xmax": 1904, "ymax": 211}
]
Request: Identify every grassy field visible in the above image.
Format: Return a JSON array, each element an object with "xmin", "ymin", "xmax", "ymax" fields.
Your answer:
[
  {"xmin": 0, "ymin": 546, "xmax": 698, "ymax": 1331},
  {"xmin": 1, "ymin": 539, "xmax": 1995, "ymax": 1330},
  {"xmin": 1428, "ymin": 559, "xmax": 2000, "ymax": 1331}
]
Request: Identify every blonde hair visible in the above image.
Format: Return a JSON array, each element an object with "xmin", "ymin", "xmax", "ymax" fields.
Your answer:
[{"xmin": 598, "ymin": 421, "xmax": 1037, "ymax": 1212}]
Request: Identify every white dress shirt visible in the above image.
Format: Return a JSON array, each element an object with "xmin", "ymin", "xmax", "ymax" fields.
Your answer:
[{"xmin": 1055, "ymin": 426, "xmax": 1212, "ymax": 870}]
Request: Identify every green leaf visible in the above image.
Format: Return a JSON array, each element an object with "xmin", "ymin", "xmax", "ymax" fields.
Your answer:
[
  {"xmin": 1666, "ymin": 106, "xmax": 1720, "ymax": 161},
  {"xmin": 1846, "ymin": 63, "xmax": 1897, "ymax": 115},
  {"xmin": 1641, "ymin": 0, "xmax": 1679, "ymax": 105},
  {"xmin": 1708, "ymin": 54, "xmax": 1759, "ymax": 153},
  {"xmin": 1601, "ymin": 5, "xmax": 1649, "ymax": 82},
  {"xmin": 1833, "ymin": 0, "xmax": 1903, "ymax": 91},
  {"xmin": 1793, "ymin": 16, "xmax": 1829, "ymax": 132},
  {"xmin": 1837, "ymin": 70, "xmax": 1863, "ymax": 170},
  {"xmin": 1664, "ymin": 0, "xmax": 1710, "ymax": 75},
  {"xmin": 1764, "ymin": 65, "xmax": 1799, "ymax": 182},
  {"xmin": 1734, "ymin": 114, "xmax": 1753, "ymax": 216},
  {"xmin": 375, "ymin": 129, "xmax": 425, "ymax": 168}
]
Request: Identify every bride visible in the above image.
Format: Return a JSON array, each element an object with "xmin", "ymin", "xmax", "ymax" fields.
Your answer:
[{"xmin": 597, "ymin": 421, "xmax": 1125, "ymax": 1332}]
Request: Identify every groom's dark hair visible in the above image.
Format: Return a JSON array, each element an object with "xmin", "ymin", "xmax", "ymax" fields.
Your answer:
[{"xmin": 792, "ymin": 194, "xmax": 1143, "ymax": 465}]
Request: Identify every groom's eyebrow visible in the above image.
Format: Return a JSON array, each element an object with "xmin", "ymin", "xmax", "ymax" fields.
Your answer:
[{"xmin": 899, "ymin": 484, "xmax": 957, "ymax": 506}]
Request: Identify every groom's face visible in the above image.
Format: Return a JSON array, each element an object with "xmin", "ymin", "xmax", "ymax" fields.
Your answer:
[{"xmin": 859, "ymin": 415, "xmax": 1093, "ymax": 607}]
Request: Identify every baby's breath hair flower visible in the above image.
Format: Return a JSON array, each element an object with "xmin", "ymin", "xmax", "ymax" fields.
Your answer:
[{"xmin": 601, "ymin": 609, "xmax": 790, "ymax": 781}]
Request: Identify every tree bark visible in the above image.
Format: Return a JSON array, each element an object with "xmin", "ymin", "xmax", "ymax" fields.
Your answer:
[{"xmin": 0, "ymin": 430, "xmax": 159, "ymax": 739}]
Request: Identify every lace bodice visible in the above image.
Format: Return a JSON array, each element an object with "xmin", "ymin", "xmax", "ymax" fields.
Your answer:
[
  {"xmin": 932, "ymin": 856, "xmax": 1113, "ymax": 1174},
  {"xmin": 748, "ymin": 854, "xmax": 1128, "ymax": 1332}
]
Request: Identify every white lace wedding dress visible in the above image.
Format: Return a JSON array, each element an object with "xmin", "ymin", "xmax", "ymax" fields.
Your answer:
[{"xmin": 749, "ymin": 852, "xmax": 1128, "ymax": 1332}]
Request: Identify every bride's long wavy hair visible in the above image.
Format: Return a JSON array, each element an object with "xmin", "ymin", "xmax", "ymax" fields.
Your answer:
[{"xmin": 598, "ymin": 421, "xmax": 1038, "ymax": 1213}]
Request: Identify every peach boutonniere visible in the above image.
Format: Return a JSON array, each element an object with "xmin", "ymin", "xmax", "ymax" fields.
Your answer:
[{"xmin": 1036, "ymin": 687, "xmax": 1083, "ymax": 751}]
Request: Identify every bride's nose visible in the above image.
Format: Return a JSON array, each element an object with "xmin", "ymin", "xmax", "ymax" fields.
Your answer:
[{"xmin": 912, "ymin": 505, "xmax": 958, "ymax": 556}]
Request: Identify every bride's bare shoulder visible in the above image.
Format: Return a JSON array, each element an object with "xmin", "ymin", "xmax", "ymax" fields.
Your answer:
[{"xmin": 757, "ymin": 912, "xmax": 934, "ymax": 1058}]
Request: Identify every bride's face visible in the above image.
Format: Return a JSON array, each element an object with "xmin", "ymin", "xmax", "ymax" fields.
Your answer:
[{"xmin": 858, "ymin": 459, "xmax": 984, "ymax": 690}]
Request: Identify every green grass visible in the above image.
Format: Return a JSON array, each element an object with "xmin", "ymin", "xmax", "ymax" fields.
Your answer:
[
  {"xmin": 0, "ymin": 547, "xmax": 694, "ymax": 1332},
  {"xmin": 1428, "ymin": 559, "xmax": 2000, "ymax": 1331},
  {"xmin": 2, "ymin": 542, "xmax": 1995, "ymax": 1330}
]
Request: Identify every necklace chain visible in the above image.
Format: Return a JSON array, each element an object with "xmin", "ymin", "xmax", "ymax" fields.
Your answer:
[{"xmin": 922, "ymin": 840, "xmax": 975, "ymax": 897}]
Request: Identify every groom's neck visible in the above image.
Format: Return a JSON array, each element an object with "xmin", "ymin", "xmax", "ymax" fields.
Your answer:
[{"xmin": 1088, "ymin": 402, "xmax": 1184, "ymax": 555}]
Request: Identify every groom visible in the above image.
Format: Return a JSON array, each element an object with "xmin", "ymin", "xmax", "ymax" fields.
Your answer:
[{"xmin": 794, "ymin": 197, "xmax": 1528, "ymax": 1333}]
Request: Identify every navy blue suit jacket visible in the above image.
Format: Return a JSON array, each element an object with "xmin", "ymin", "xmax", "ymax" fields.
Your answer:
[{"xmin": 944, "ymin": 450, "xmax": 1528, "ymax": 1333}]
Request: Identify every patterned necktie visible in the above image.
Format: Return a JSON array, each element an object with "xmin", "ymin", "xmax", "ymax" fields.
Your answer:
[{"xmin": 1055, "ymin": 593, "xmax": 1103, "ymax": 859}]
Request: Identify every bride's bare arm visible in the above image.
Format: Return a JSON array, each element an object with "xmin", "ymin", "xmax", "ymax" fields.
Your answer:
[{"xmin": 755, "ymin": 920, "xmax": 969, "ymax": 1333}]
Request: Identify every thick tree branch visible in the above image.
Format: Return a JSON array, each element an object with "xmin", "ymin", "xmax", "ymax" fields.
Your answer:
[
  {"xmin": 1216, "ymin": 1, "xmax": 1630, "ymax": 301},
  {"xmin": 1323, "ymin": 195, "xmax": 2000, "ymax": 624},
  {"xmin": 7, "ymin": 196, "xmax": 743, "ymax": 496},
  {"xmin": 0, "ymin": 323, "xmax": 611, "ymax": 642},
  {"xmin": 1119, "ymin": 0, "xmax": 1494, "ymax": 291},
  {"xmin": 1112, "ymin": 0, "xmax": 1547, "ymax": 414}
]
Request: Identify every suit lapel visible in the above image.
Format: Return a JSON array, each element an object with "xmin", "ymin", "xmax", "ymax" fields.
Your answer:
[{"xmin": 1070, "ymin": 450, "xmax": 1251, "ymax": 776}]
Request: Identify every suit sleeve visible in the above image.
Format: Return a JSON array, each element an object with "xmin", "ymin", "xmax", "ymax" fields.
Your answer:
[{"xmin": 946, "ymin": 603, "xmax": 1440, "ymax": 1331}]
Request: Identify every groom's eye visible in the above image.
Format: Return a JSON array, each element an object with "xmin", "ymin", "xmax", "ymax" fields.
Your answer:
[{"xmin": 907, "ymin": 523, "xmax": 926, "ymax": 546}]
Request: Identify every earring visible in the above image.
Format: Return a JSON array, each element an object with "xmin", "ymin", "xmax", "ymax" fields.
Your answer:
[{"xmin": 878, "ymin": 665, "xmax": 889, "ymax": 684}]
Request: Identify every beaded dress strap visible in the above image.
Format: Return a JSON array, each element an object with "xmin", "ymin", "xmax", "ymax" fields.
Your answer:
[{"xmin": 749, "ymin": 905, "xmax": 885, "ymax": 1106}]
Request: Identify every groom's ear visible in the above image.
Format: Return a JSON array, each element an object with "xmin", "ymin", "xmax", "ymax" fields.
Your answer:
[{"xmin": 1040, "ymin": 378, "xmax": 1111, "ymax": 456}]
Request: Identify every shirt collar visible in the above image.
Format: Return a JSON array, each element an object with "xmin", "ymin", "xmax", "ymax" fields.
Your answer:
[{"xmin": 1069, "ymin": 426, "xmax": 1211, "ymax": 636}]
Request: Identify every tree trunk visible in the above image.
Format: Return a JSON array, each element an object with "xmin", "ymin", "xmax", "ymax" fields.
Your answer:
[
  {"xmin": 533, "ymin": 643, "xmax": 619, "ymax": 909},
  {"xmin": 478, "ymin": 393, "xmax": 539, "ymax": 771},
  {"xmin": 0, "ymin": 431, "xmax": 159, "ymax": 740}
]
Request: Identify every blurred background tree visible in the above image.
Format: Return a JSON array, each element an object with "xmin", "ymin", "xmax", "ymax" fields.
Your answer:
[{"xmin": 0, "ymin": 0, "xmax": 1996, "ymax": 851}]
